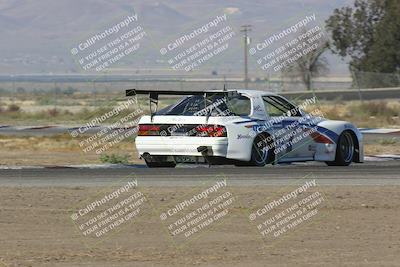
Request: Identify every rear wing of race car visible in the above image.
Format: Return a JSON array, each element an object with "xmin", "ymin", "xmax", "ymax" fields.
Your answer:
[
  {"xmin": 125, "ymin": 89, "xmax": 240, "ymax": 121},
  {"xmin": 126, "ymin": 89, "xmax": 207, "ymax": 97}
]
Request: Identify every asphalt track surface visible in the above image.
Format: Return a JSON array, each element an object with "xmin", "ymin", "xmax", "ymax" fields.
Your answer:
[{"xmin": 0, "ymin": 161, "xmax": 399, "ymax": 187}]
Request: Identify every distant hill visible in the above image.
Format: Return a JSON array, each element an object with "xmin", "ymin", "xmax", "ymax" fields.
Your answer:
[{"xmin": 0, "ymin": 0, "xmax": 353, "ymax": 75}]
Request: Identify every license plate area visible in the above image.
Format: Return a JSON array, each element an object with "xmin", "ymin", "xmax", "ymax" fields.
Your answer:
[{"xmin": 174, "ymin": 156, "xmax": 206, "ymax": 163}]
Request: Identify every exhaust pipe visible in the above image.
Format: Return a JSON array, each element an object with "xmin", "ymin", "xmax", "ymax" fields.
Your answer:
[
  {"xmin": 142, "ymin": 152, "xmax": 152, "ymax": 161},
  {"xmin": 197, "ymin": 146, "xmax": 208, "ymax": 153},
  {"xmin": 197, "ymin": 146, "xmax": 213, "ymax": 156}
]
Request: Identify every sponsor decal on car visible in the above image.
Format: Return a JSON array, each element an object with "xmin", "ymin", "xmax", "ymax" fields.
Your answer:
[{"xmin": 237, "ymin": 134, "xmax": 252, "ymax": 139}]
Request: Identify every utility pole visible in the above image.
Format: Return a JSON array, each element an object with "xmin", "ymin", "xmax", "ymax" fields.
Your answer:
[
  {"xmin": 241, "ymin": 25, "xmax": 251, "ymax": 89},
  {"xmin": 54, "ymin": 81, "xmax": 57, "ymax": 110}
]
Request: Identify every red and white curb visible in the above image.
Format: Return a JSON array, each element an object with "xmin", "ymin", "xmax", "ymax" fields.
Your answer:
[{"xmin": 359, "ymin": 128, "xmax": 400, "ymax": 135}]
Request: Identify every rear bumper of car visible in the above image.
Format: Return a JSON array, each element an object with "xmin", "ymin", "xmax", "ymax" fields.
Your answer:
[{"xmin": 135, "ymin": 136, "xmax": 229, "ymax": 158}]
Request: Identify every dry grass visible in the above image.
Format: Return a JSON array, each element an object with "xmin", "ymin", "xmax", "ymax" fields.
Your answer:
[
  {"xmin": 0, "ymin": 134, "xmax": 141, "ymax": 166},
  {"xmin": 364, "ymin": 140, "xmax": 400, "ymax": 155},
  {"xmin": 0, "ymin": 94, "xmax": 175, "ymax": 125},
  {"xmin": 307, "ymin": 100, "xmax": 400, "ymax": 128}
]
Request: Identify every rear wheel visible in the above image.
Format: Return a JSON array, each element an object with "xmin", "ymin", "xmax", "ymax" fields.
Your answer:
[
  {"xmin": 325, "ymin": 131, "xmax": 355, "ymax": 166},
  {"xmin": 236, "ymin": 134, "xmax": 274, "ymax": 167}
]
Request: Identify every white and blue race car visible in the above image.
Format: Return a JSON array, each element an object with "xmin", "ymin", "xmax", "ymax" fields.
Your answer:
[{"xmin": 126, "ymin": 89, "xmax": 363, "ymax": 168}]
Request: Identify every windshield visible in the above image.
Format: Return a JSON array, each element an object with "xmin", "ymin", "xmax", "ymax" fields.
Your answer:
[{"xmin": 156, "ymin": 94, "xmax": 251, "ymax": 116}]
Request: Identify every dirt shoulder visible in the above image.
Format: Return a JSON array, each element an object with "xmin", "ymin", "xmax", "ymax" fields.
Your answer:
[{"xmin": 0, "ymin": 186, "xmax": 399, "ymax": 267}]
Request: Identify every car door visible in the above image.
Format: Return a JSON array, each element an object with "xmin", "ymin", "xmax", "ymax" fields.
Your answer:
[{"xmin": 262, "ymin": 95, "xmax": 314, "ymax": 161}]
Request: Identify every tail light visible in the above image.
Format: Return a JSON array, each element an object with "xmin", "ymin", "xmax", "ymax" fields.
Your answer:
[
  {"xmin": 138, "ymin": 124, "xmax": 161, "ymax": 136},
  {"xmin": 195, "ymin": 125, "xmax": 227, "ymax": 137},
  {"xmin": 137, "ymin": 124, "xmax": 227, "ymax": 137},
  {"xmin": 310, "ymin": 132, "xmax": 334, "ymax": 144}
]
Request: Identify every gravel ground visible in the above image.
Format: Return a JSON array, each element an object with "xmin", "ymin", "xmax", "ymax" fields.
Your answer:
[{"xmin": 0, "ymin": 186, "xmax": 399, "ymax": 267}]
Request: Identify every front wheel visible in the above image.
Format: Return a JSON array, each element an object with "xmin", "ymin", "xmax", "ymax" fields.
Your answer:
[{"xmin": 325, "ymin": 131, "xmax": 355, "ymax": 166}]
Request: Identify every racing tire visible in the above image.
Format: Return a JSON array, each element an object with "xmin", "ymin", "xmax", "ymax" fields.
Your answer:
[
  {"xmin": 325, "ymin": 131, "xmax": 355, "ymax": 166},
  {"xmin": 145, "ymin": 159, "xmax": 176, "ymax": 168},
  {"xmin": 236, "ymin": 134, "xmax": 274, "ymax": 167}
]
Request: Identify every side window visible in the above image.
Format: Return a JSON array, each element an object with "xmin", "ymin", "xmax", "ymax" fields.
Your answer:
[
  {"xmin": 263, "ymin": 96, "xmax": 301, "ymax": 117},
  {"xmin": 225, "ymin": 95, "xmax": 251, "ymax": 116}
]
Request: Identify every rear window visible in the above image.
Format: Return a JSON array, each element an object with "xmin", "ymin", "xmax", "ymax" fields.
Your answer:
[{"xmin": 157, "ymin": 94, "xmax": 251, "ymax": 116}]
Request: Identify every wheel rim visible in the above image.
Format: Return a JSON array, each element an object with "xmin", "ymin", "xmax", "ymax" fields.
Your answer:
[
  {"xmin": 340, "ymin": 132, "xmax": 354, "ymax": 162},
  {"xmin": 254, "ymin": 137, "xmax": 268, "ymax": 164}
]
